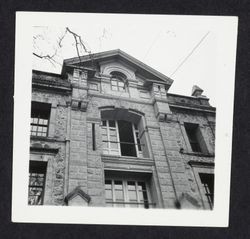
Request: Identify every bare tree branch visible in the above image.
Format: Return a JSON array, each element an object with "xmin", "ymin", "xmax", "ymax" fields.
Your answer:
[{"xmin": 33, "ymin": 27, "xmax": 93, "ymax": 68}]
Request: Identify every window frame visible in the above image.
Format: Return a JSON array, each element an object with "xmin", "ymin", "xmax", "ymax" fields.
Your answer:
[
  {"xmin": 30, "ymin": 102, "xmax": 51, "ymax": 137},
  {"xmin": 110, "ymin": 77, "xmax": 126, "ymax": 92},
  {"xmin": 199, "ymin": 173, "xmax": 214, "ymax": 210},
  {"xmin": 101, "ymin": 120, "xmax": 143, "ymax": 157},
  {"xmin": 28, "ymin": 161, "xmax": 47, "ymax": 205},
  {"xmin": 104, "ymin": 178, "xmax": 152, "ymax": 208},
  {"xmin": 191, "ymin": 166, "xmax": 214, "ymax": 210},
  {"xmin": 184, "ymin": 122, "xmax": 207, "ymax": 153}
]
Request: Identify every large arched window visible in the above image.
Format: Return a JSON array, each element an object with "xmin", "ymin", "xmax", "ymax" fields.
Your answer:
[
  {"xmin": 100, "ymin": 108, "xmax": 149, "ymax": 158},
  {"xmin": 110, "ymin": 71, "xmax": 127, "ymax": 92}
]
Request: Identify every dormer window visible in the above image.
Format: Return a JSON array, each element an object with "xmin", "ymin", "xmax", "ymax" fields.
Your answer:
[{"xmin": 110, "ymin": 71, "xmax": 127, "ymax": 92}]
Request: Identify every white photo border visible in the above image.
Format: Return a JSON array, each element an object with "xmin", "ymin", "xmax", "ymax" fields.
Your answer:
[{"xmin": 12, "ymin": 12, "xmax": 238, "ymax": 227}]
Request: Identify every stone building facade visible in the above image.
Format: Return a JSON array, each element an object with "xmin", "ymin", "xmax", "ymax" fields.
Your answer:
[{"xmin": 29, "ymin": 49, "xmax": 216, "ymax": 210}]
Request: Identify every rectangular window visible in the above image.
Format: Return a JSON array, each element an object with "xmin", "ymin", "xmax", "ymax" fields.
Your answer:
[
  {"xmin": 28, "ymin": 161, "xmax": 47, "ymax": 205},
  {"xmin": 184, "ymin": 123, "xmax": 205, "ymax": 153},
  {"xmin": 111, "ymin": 79, "xmax": 125, "ymax": 92},
  {"xmin": 31, "ymin": 102, "xmax": 51, "ymax": 137},
  {"xmin": 101, "ymin": 120, "xmax": 143, "ymax": 157},
  {"xmin": 105, "ymin": 179, "xmax": 151, "ymax": 208},
  {"xmin": 73, "ymin": 68, "xmax": 81, "ymax": 78},
  {"xmin": 199, "ymin": 173, "xmax": 214, "ymax": 209}
]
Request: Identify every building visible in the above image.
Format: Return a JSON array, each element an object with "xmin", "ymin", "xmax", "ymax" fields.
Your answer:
[{"xmin": 29, "ymin": 49, "xmax": 216, "ymax": 210}]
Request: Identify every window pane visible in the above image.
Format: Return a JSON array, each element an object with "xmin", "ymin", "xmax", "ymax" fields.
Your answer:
[
  {"xmin": 138, "ymin": 182, "xmax": 146, "ymax": 190},
  {"xmin": 138, "ymin": 191, "xmax": 144, "ymax": 201},
  {"xmin": 109, "ymin": 128, "xmax": 117, "ymax": 136},
  {"xmin": 128, "ymin": 190, "xmax": 137, "ymax": 201},
  {"xmin": 109, "ymin": 120, "xmax": 116, "ymax": 127},
  {"xmin": 102, "ymin": 135, "xmax": 108, "ymax": 141},
  {"xmin": 110, "ymin": 142, "xmax": 118, "ymax": 149},
  {"xmin": 33, "ymin": 118, "xmax": 38, "ymax": 124},
  {"xmin": 111, "ymin": 80, "xmax": 117, "ymax": 86},
  {"xmin": 102, "ymin": 128, "xmax": 107, "ymax": 135},
  {"xmin": 105, "ymin": 190, "xmax": 112, "ymax": 200},
  {"xmin": 102, "ymin": 120, "xmax": 107, "ymax": 126},
  {"xmin": 32, "ymin": 125, "xmax": 37, "ymax": 131},
  {"xmin": 114, "ymin": 181, "xmax": 123, "ymax": 189},
  {"xmin": 40, "ymin": 119, "xmax": 45, "ymax": 125},
  {"xmin": 118, "ymin": 81, "xmax": 124, "ymax": 87},
  {"xmin": 118, "ymin": 86, "xmax": 125, "ymax": 91},
  {"xmin": 115, "ymin": 190, "xmax": 124, "ymax": 201},
  {"xmin": 38, "ymin": 126, "xmax": 43, "ymax": 132},
  {"xmin": 105, "ymin": 180, "xmax": 112, "ymax": 188},
  {"xmin": 102, "ymin": 142, "xmax": 108, "ymax": 148},
  {"xmin": 127, "ymin": 181, "xmax": 136, "ymax": 190},
  {"xmin": 110, "ymin": 136, "xmax": 117, "ymax": 142}
]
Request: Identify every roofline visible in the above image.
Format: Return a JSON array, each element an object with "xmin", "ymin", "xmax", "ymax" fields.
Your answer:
[
  {"xmin": 63, "ymin": 49, "xmax": 173, "ymax": 85},
  {"xmin": 32, "ymin": 69, "xmax": 62, "ymax": 77}
]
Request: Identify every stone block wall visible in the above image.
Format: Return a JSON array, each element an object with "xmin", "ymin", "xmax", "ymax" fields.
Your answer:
[{"xmin": 30, "ymin": 70, "xmax": 215, "ymax": 209}]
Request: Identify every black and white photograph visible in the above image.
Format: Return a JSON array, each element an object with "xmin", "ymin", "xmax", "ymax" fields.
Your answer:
[{"xmin": 12, "ymin": 12, "xmax": 238, "ymax": 226}]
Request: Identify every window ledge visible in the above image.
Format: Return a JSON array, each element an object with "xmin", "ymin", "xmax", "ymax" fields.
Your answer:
[
  {"xmin": 30, "ymin": 135, "xmax": 66, "ymax": 143},
  {"xmin": 179, "ymin": 148, "xmax": 214, "ymax": 158},
  {"xmin": 101, "ymin": 154, "xmax": 154, "ymax": 166}
]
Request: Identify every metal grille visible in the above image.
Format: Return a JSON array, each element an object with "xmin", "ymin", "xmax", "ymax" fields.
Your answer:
[{"xmin": 28, "ymin": 172, "xmax": 46, "ymax": 205}]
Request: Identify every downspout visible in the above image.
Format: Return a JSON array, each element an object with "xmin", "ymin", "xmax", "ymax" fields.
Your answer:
[
  {"xmin": 158, "ymin": 123, "xmax": 180, "ymax": 208},
  {"xmin": 64, "ymin": 101, "xmax": 71, "ymax": 199}
]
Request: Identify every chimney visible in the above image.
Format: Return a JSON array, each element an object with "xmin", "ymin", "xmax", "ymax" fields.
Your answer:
[{"xmin": 191, "ymin": 85, "xmax": 204, "ymax": 97}]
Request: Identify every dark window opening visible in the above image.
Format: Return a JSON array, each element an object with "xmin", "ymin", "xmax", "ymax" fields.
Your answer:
[
  {"xmin": 28, "ymin": 161, "xmax": 47, "ymax": 205},
  {"xmin": 118, "ymin": 120, "xmax": 137, "ymax": 157},
  {"xmin": 199, "ymin": 173, "xmax": 214, "ymax": 209},
  {"xmin": 184, "ymin": 123, "xmax": 202, "ymax": 152},
  {"xmin": 31, "ymin": 102, "xmax": 51, "ymax": 137}
]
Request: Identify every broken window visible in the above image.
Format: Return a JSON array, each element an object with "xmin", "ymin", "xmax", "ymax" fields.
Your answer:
[
  {"xmin": 184, "ymin": 123, "xmax": 208, "ymax": 153},
  {"xmin": 101, "ymin": 120, "xmax": 143, "ymax": 157},
  {"xmin": 31, "ymin": 102, "xmax": 51, "ymax": 137},
  {"xmin": 199, "ymin": 173, "xmax": 214, "ymax": 209},
  {"xmin": 28, "ymin": 161, "xmax": 47, "ymax": 205}
]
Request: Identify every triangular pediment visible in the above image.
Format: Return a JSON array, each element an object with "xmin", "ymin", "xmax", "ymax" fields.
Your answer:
[{"xmin": 62, "ymin": 49, "xmax": 173, "ymax": 87}]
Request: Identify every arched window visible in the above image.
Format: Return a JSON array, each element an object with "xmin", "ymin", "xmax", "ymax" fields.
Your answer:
[
  {"xmin": 100, "ymin": 108, "xmax": 149, "ymax": 158},
  {"xmin": 110, "ymin": 71, "xmax": 127, "ymax": 92}
]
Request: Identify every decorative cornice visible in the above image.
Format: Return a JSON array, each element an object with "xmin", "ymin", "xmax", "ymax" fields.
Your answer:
[{"xmin": 188, "ymin": 160, "xmax": 215, "ymax": 167}]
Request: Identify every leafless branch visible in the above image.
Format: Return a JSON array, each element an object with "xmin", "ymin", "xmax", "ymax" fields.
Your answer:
[{"xmin": 33, "ymin": 27, "xmax": 92, "ymax": 67}]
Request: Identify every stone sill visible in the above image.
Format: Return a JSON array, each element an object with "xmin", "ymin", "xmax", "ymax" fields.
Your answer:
[
  {"xmin": 30, "ymin": 135, "xmax": 66, "ymax": 143},
  {"xmin": 101, "ymin": 154, "xmax": 154, "ymax": 166},
  {"xmin": 179, "ymin": 148, "xmax": 214, "ymax": 158}
]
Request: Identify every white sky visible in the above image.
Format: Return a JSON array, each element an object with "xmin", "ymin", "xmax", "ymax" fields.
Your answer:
[{"xmin": 33, "ymin": 14, "xmax": 217, "ymax": 106}]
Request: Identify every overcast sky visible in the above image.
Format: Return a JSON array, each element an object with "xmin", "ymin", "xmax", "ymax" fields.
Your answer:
[{"xmin": 33, "ymin": 14, "xmax": 217, "ymax": 106}]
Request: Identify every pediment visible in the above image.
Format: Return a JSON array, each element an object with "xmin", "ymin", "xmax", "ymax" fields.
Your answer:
[{"xmin": 62, "ymin": 49, "xmax": 173, "ymax": 87}]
